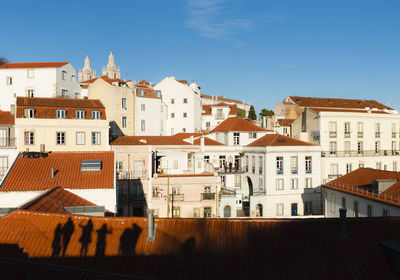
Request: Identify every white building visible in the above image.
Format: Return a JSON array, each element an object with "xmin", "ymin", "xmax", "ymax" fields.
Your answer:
[
  {"xmin": 135, "ymin": 80, "xmax": 166, "ymax": 136},
  {"xmin": 201, "ymin": 94, "xmax": 251, "ymax": 118},
  {"xmin": 154, "ymin": 77, "xmax": 202, "ymax": 135},
  {"xmin": 0, "ymin": 62, "xmax": 82, "ymax": 111},
  {"xmin": 0, "ymin": 110, "xmax": 18, "ymax": 183},
  {"xmin": 323, "ymin": 168, "xmax": 400, "ymax": 218},
  {"xmin": 201, "ymin": 102, "xmax": 237, "ymax": 131}
]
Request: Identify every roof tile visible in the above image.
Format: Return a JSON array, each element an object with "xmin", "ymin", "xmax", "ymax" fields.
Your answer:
[
  {"xmin": 248, "ymin": 134, "xmax": 316, "ymax": 147},
  {"xmin": 0, "ymin": 62, "xmax": 69, "ymax": 69},
  {"xmin": 289, "ymin": 96, "xmax": 393, "ymax": 110},
  {"xmin": 0, "ymin": 110, "xmax": 14, "ymax": 125},
  {"xmin": 212, "ymin": 117, "xmax": 269, "ymax": 132}
]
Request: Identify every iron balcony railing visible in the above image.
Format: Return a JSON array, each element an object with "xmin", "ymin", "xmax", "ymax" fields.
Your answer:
[
  {"xmin": 0, "ymin": 138, "xmax": 17, "ymax": 148},
  {"xmin": 201, "ymin": 193, "xmax": 216, "ymax": 200},
  {"xmin": 322, "ymin": 150, "xmax": 400, "ymax": 158}
]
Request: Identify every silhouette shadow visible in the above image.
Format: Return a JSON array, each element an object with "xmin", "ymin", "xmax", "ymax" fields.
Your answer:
[
  {"xmin": 51, "ymin": 223, "xmax": 63, "ymax": 257},
  {"xmin": 180, "ymin": 237, "xmax": 196, "ymax": 256},
  {"xmin": 95, "ymin": 224, "xmax": 112, "ymax": 257},
  {"xmin": 119, "ymin": 224, "xmax": 142, "ymax": 256},
  {"xmin": 79, "ymin": 219, "xmax": 93, "ymax": 256},
  {"xmin": 61, "ymin": 217, "xmax": 75, "ymax": 256}
]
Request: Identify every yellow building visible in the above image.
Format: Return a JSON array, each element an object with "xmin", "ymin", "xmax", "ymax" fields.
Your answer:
[{"xmin": 15, "ymin": 97, "xmax": 109, "ymax": 152}]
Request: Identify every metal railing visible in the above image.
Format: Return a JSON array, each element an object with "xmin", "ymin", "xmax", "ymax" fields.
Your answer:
[
  {"xmin": 0, "ymin": 138, "xmax": 16, "ymax": 148},
  {"xmin": 201, "ymin": 193, "xmax": 216, "ymax": 200},
  {"xmin": 329, "ymin": 132, "xmax": 337, "ymax": 138},
  {"xmin": 322, "ymin": 150, "xmax": 400, "ymax": 158}
]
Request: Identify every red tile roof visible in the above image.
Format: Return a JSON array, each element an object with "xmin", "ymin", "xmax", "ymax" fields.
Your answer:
[
  {"xmin": 80, "ymin": 75, "xmax": 127, "ymax": 85},
  {"xmin": 310, "ymin": 108, "xmax": 390, "ymax": 114},
  {"xmin": 277, "ymin": 119, "xmax": 295, "ymax": 126},
  {"xmin": 211, "ymin": 117, "xmax": 269, "ymax": 132},
  {"xmin": 171, "ymin": 132, "xmax": 208, "ymax": 139},
  {"xmin": 16, "ymin": 97, "xmax": 106, "ymax": 120},
  {"xmin": 0, "ymin": 110, "xmax": 14, "ymax": 125},
  {"xmin": 248, "ymin": 134, "xmax": 316, "ymax": 147},
  {"xmin": 139, "ymin": 80, "xmax": 150, "ymax": 85},
  {"xmin": 110, "ymin": 136, "xmax": 193, "ymax": 146},
  {"xmin": 201, "ymin": 94, "xmax": 248, "ymax": 105},
  {"xmin": 19, "ymin": 186, "xmax": 98, "ymax": 213},
  {"xmin": 0, "ymin": 62, "xmax": 69, "ymax": 69},
  {"xmin": 177, "ymin": 79, "xmax": 187, "ymax": 84},
  {"xmin": 1, "ymin": 210, "xmax": 400, "ymax": 279},
  {"xmin": 1, "ymin": 151, "xmax": 114, "ymax": 192},
  {"xmin": 202, "ymin": 102, "xmax": 237, "ymax": 115},
  {"xmin": 288, "ymin": 96, "xmax": 393, "ymax": 110},
  {"xmin": 324, "ymin": 168, "xmax": 400, "ymax": 207},
  {"xmin": 193, "ymin": 137, "xmax": 224, "ymax": 146}
]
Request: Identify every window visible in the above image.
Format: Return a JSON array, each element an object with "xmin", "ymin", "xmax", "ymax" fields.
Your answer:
[
  {"xmin": 183, "ymin": 112, "xmax": 187, "ymax": 118},
  {"xmin": 276, "ymin": 179, "xmax": 284, "ymax": 190},
  {"xmin": 91, "ymin": 111, "xmax": 101, "ymax": 119},
  {"xmin": 276, "ymin": 157, "xmax": 283, "ymax": 174},
  {"xmin": 56, "ymin": 132, "xmax": 65, "ymax": 145},
  {"xmin": 183, "ymin": 98, "xmax": 188, "ymax": 104},
  {"xmin": 221, "ymin": 175, "xmax": 226, "ymax": 185},
  {"xmin": 291, "ymin": 156, "xmax": 298, "ymax": 174},
  {"xmin": 330, "ymin": 164, "xmax": 338, "ymax": 175},
  {"xmin": 122, "ymin": 117, "xmax": 127, "ymax": 128},
  {"xmin": 375, "ymin": 123, "xmax": 380, "ymax": 138},
  {"xmin": 173, "ymin": 160, "xmax": 178, "ymax": 169},
  {"xmin": 344, "ymin": 122, "xmax": 350, "ymax": 137},
  {"xmin": 171, "ymin": 113, "xmax": 175, "ymax": 118},
  {"xmin": 24, "ymin": 131, "xmax": 34, "ymax": 145},
  {"xmin": 6, "ymin": 77, "xmax": 13, "ymax": 85},
  {"xmin": 233, "ymin": 133, "xmax": 240, "ymax": 145},
  {"xmin": 357, "ymin": 141, "xmax": 363, "ymax": 154},
  {"xmin": 219, "ymin": 155, "xmax": 226, "ymax": 169},
  {"xmin": 276, "ymin": 203, "xmax": 284, "ymax": 216},
  {"xmin": 152, "ymin": 186, "xmax": 160, "ymax": 197},
  {"xmin": 383, "ymin": 209, "xmax": 389, "ymax": 217},
  {"xmin": 71, "ymin": 75, "xmax": 75, "ymax": 82},
  {"xmin": 259, "ymin": 178, "xmax": 264, "ymax": 190},
  {"xmin": 359, "ymin": 162, "xmax": 365, "ymax": 168},
  {"xmin": 393, "ymin": 124, "xmax": 397, "ymax": 138},
  {"xmin": 173, "ymin": 207, "xmax": 181, "ymax": 218},
  {"xmin": 245, "ymin": 155, "xmax": 249, "ymax": 172},
  {"xmin": 76, "ymin": 132, "xmax": 85, "ymax": 145},
  {"xmin": 259, "ymin": 156, "xmax": 263, "ymax": 174},
  {"xmin": 251, "ymin": 156, "xmax": 255, "ymax": 173},
  {"xmin": 256, "ymin": 204, "xmax": 263, "ymax": 217},
  {"xmin": 249, "ymin": 133, "xmax": 257, "ymax": 138},
  {"xmin": 76, "ymin": 110, "xmax": 85, "ymax": 119},
  {"xmin": 203, "ymin": 207, "xmax": 212, "ymax": 218},
  {"xmin": 305, "ymin": 156, "xmax": 312, "ymax": 173},
  {"xmin": 290, "ymin": 178, "xmax": 298, "ymax": 189},
  {"xmin": 367, "ymin": 205, "xmax": 372, "ymax": 217},
  {"xmin": 354, "ymin": 201, "xmax": 359, "ymax": 217},
  {"xmin": 61, "ymin": 89, "xmax": 68, "ymax": 97},
  {"xmin": 0, "ymin": 157, "xmax": 8, "ymax": 176},
  {"xmin": 357, "ymin": 122, "xmax": 363, "ymax": 138},
  {"xmin": 171, "ymin": 98, "xmax": 175, "ymax": 104},
  {"xmin": 194, "ymin": 208, "xmax": 201, "ymax": 218},
  {"xmin": 344, "ymin": 141, "xmax": 350, "ymax": 155},
  {"xmin": 392, "ymin": 141, "xmax": 397, "ymax": 153},
  {"xmin": 216, "ymin": 108, "xmax": 224, "ymax": 119},
  {"xmin": 26, "ymin": 89, "xmax": 34, "ymax": 97},
  {"xmin": 235, "ymin": 174, "xmax": 241, "ymax": 188},
  {"xmin": 204, "ymin": 155, "xmax": 210, "ymax": 163},
  {"xmin": 140, "ymin": 90, "xmax": 145, "ymax": 96},
  {"xmin": 305, "ymin": 178, "xmax": 312, "ymax": 188},
  {"xmin": 375, "ymin": 141, "xmax": 380, "ymax": 154},
  {"xmin": 329, "ymin": 141, "xmax": 337, "ymax": 155},
  {"xmin": 27, "ymin": 69, "xmax": 34, "ymax": 78},
  {"xmin": 92, "ymin": 132, "xmax": 100, "ymax": 145},
  {"xmin": 376, "ymin": 162, "xmax": 382, "ymax": 170},
  {"xmin": 223, "ymin": 206, "xmax": 231, "ymax": 217},
  {"xmin": 56, "ymin": 109, "xmax": 66, "ymax": 119},
  {"xmin": 141, "ymin": 104, "xmax": 145, "ymax": 111},
  {"xmin": 206, "ymin": 122, "xmax": 210, "ymax": 128},
  {"xmin": 182, "ymin": 128, "xmax": 186, "ymax": 132},
  {"xmin": 304, "ymin": 202, "xmax": 312, "ymax": 215},
  {"xmin": 62, "ymin": 71, "xmax": 67, "ymax": 80},
  {"xmin": 346, "ymin": 163, "xmax": 352, "ymax": 174},
  {"xmin": 329, "ymin": 121, "xmax": 337, "ymax": 137},
  {"xmin": 24, "ymin": 108, "xmax": 35, "ymax": 118},
  {"xmin": 141, "ymin": 120, "xmax": 145, "ymax": 132},
  {"xmin": 122, "ymin": 98, "xmax": 127, "ymax": 109},
  {"xmin": 133, "ymin": 160, "xmax": 144, "ymax": 177}
]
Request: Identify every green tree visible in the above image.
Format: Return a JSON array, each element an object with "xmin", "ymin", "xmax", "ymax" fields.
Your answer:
[
  {"xmin": 259, "ymin": 108, "xmax": 274, "ymax": 118},
  {"xmin": 236, "ymin": 108, "xmax": 246, "ymax": 118},
  {"xmin": 0, "ymin": 57, "xmax": 8, "ymax": 66},
  {"xmin": 248, "ymin": 105, "xmax": 257, "ymax": 120}
]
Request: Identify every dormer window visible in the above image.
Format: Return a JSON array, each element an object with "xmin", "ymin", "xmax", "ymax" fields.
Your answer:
[
  {"xmin": 140, "ymin": 90, "xmax": 145, "ymax": 96},
  {"xmin": 91, "ymin": 110, "xmax": 101, "ymax": 120},
  {"xmin": 76, "ymin": 110, "xmax": 85, "ymax": 119},
  {"xmin": 56, "ymin": 109, "xmax": 66, "ymax": 119},
  {"xmin": 24, "ymin": 108, "xmax": 35, "ymax": 118}
]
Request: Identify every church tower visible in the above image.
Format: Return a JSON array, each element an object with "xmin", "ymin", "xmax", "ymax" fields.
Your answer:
[
  {"xmin": 102, "ymin": 52, "xmax": 121, "ymax": 79},
  {"xmin": 78, "ymin": 56, "xmax": 96, "ymax": 82}
]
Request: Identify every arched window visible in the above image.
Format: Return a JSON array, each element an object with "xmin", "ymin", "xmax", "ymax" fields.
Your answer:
[
  {"xmin": 224, "ymin": 205, "xmax": 231, "ymax": 218},
  {"xmin": 256, "ymin": 204, "xmax": 263, "ymax": 217}
]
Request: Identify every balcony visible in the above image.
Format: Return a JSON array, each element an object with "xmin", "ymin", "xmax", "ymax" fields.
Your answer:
[
  {"xmin": 393, "ymin": 133, "xmax": 397, "ymax": 138},
  {"xmin": 172, "ymin": 193, "xmax": 184, "ymax": 201},
  {"xmin": 201, "ymin": 193, "xmax": 216, "ymax": 200},
  {"xmin": 259, "ymin": 168, "xmax": 263, "ymax": 174},
  {"xmin": 276, "ymin": 170, "xmax": 283, "ymax": 175},
  {"xmin": 329, "ymin": 132, "xmax": 337, "ymax": 138},
  {"xmin": 344, "ymin": 132, "xmax": 350, "ymax": 138},
  {"xmin": 306, "ymin": 169, "xmax": 312, "ymax": 174},
  {"xmin": 216, "ymin": 165, "xmax": 244, "ymax": 174},
  {"xmin": 375, "ymin": 132, "xmax": 380, "ymax": 138},
  {"xmin": 322, "ymin": 150, "xmax": 400, "ymax": 158},
  {"xmin": 358, "ymin": 132, "xmax": 363, "ymax": 138},
  {"xmin": 291, "ymin": 170, "xmax": 298, "ymax": 174},
  {"xmin": 0, "ymin": 138, "xmax": 17, "ymax": 149},
  {"xmin": 252, "ymin": 167, "xmax": 255, "ymax": 173}
]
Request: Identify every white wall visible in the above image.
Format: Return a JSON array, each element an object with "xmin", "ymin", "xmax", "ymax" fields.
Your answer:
[
  {"xmin": 135, "ymin": 96, "xmax": 166, "ymax": 136},
  {"xmin": 68, "ymin": 188, "xmax": 116, "ymax": 213}
]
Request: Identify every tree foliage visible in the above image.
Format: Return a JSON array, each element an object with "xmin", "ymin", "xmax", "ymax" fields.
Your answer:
[
  {"xmin": 259, "ymin": 108, "xmax": 274, "ymax": 118},
  {"xmin": 0, "ymin": 57, "xmax": 8, "ymax": 66},
  {"xmin": 236, "ymin": 108, "xmax": 246, "ymax": 118},
  {"xmin": 248, "ymin": 105, "xmax": 257, "ymax": 120}
]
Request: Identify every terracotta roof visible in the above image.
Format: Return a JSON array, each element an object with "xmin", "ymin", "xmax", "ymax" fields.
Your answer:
[
  {"xmin": 211, "ymin": 117, "xmax": 269, "ymax": 132},
  {"xmin": 1, "ymin": 210, "xmax": 400, "ymax": 279},
  {"xmin": 81, "ymin": 75, "xmax": 127, "ymax": 86},
  {"xmin": 136, "ymin": 89, "xmax": 160, "ymax": 99},
  {"xmin": 110, "ymin": 136, "xmax": 193, "ymax": 146},
  {"xmin": 324, "ymin": 168, "xmax": 400, "ymax": 207},
  {"xmin": 1, "ymin": 151, "xmax": 114, "ymax": 191},
  {"xmin": 16, "ymin": 97, "xmax": 106, "ymax": 120},
  {"xmin": 310, "ymin": 108, "xmax": 390, "ymax": 114},
  {"xmin": 0, "ymin": 62, "xmax": 69, "ymax": 69},
  {"xmin": 139, "ymin": 80, "xmax": 150, "ymax": 85},
  {"xmin": 201, "ymin": 94, "xmax": 248, "ymax": 105},
  {"xmin": 193, "ymin": 137, "xmax": 224, "ymax": 146},
  {"xmin": 19, "ymin": 186, "xmax": 98, "ymax": 213},
  {"xmin": 0, "ymin": 110, "xmax": 14, "ymax": 125},
  {"xmin": 248, "ymin": 134, "xmax": 316, "ymax": 147},
  {"xmin": 177, "ymin": 79, "xmax": 187, "ymax": 84},
  {"xmin": 171, "ymin": 132, "xmax": 208, "ymax": 139},
  {"xmin": 202, "ymin": 103, "xmax": 237, "ymax": 115},
  {"xmin": 158, "ymin": 172, "xmax": 215, "ymax": 178},
  {"xmin": 288, "ymin": 96, "xmax": 393, "ymax": 110},
  {"xmin": 277, "ymin": 119, "xmax": 295, "ymax": 126}
]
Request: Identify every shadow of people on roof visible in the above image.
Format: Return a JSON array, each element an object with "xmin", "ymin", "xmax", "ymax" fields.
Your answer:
[
  {"xmin": 51, "ymin": 223, "xmax": 63, "ymax": 257},
  {"xmin": 79, "ymin": 219, "xmax": 93, "ymax": 256},
  {"xmin": 61, "ymin": 217, "xmax": 75, "ymax": 256},
  {"xmin": 95, "ymin": 224, "xmax": 112, "ymax": 257},
  {"xmin": 119, "ymin": 224, "xmax": 142, "ymax": 256}
]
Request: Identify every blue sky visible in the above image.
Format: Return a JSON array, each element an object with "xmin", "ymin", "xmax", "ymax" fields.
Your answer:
[{"xmin": 1, "ymin": 0, "xmax": 400, "ymax": 113}]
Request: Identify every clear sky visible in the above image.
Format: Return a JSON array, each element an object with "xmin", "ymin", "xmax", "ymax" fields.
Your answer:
[{"xmin": 1, "ymin": 0, "xmax": 400, "ymax": 113}]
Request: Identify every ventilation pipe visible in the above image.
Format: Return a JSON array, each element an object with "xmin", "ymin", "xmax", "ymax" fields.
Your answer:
[
  {"xmin": 51, "ymin": 167, "xmax": 55, "ymax": 178},
  {"xmin": 146, "ymin": 209, "xmax": 157, "ymax": 242}
]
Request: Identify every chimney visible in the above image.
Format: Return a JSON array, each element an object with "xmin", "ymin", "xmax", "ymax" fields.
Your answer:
[
  {"xmin": 51, "ymin": 167, "xmax": 55, "ymax": 178},
  {"xmin": 337, "ymin": 208, "xmax": 349, "ymax": 240},
  {"xmin": 146, "ymin": 209, "xmax": 157, "ymax": 242}
]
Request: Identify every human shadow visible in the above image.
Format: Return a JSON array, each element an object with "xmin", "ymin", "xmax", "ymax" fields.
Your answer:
[
  {"xmin": 79, "ymin": 219, "xmax": 93, "ymax": 256},
  {"xmin": 61, "ymin": 217, "xmax": 75, "ymax": 256},
  {"xmin": 95, "ymin": 224, "xmax": 112, "ymax": 257},
  {"xmin": 180, "ymin": 237, "xmax": 196, "ymax": 256},
  {"xmin": 119, "ymin": 224, "xmax": 142, "ymax": 256},
  {"xmin": 51, "ymin": 223, "xmax": 63, "ymax": 257}
]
